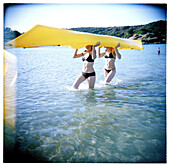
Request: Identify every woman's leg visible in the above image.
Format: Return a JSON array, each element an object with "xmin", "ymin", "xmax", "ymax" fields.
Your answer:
[
  {"xmin": 72, "ymin": 74, "xmax": 86, "ymax": 89},
  {"xmin": 105, "ymin": 68, "xmax": 116, "ymax": 83},
  {"xmin": 88, "ymin": 76, "xmax": 96, "ymax": 89},
  {"xmin": 104, "ymin": 69, "xmax": 108, "ymax": 80}
]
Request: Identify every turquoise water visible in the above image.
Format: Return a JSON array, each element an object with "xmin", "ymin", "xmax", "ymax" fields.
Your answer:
[{"xmin": 7, "ymin": 44, "xmax": 166, "ymax": 162}]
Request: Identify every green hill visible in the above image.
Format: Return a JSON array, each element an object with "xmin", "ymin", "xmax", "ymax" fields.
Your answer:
[
  {"xmin": 4, "ymin": 20, "xmax": 166, "ymax": 44},
  {"xmin": 4, "ymin": 27, "xmax": 22, "ymax": 43},
  {"xmin": 69, "ymin": 20, "xmax": 166, "ymax": 44}
]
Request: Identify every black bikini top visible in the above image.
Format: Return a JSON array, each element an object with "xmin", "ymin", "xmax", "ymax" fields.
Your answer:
[
  {"xmin": 82, "ymin": 54, "xmax": 94, "ymax": 62},
  {"xmin": 105, "ymin": 53, "xmax": 116, "ymax": 59}
]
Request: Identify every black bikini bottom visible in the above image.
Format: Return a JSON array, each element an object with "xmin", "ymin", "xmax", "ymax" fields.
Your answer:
[
  {"xmin": 82, "ymin": 71, "xmax": 96, "ymax": 78},
  {"xmin": 105, "ymin": 68, "xmax": 115, "ymax": 73}
]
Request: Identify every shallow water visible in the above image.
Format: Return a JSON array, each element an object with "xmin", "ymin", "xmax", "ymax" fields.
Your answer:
[{"xmin": 7, "ymin": 44, "xmax": 166, "ymax": 162}]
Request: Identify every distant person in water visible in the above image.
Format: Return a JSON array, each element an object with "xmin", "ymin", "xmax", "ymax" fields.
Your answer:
[
  {"xmin": 98, "ymin": 43, "xmax": 121, "ymax": 83},
  {"xmin": 157, "ymin": 47, "xmax": 160, "ymax": 55},
  {"xmin": 72, "ymin": 42, "xmax": 100, "ymax": 89}
]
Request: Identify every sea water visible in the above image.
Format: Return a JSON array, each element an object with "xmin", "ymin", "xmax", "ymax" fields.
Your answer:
[{"xmin": 6, "ymin": 44, "xmax": 166, "ymax": 162}]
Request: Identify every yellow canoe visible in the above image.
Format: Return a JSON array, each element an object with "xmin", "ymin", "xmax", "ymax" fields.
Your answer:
[{"xmin": 5, "ymin": 24, "xmax": 143, "ymax": 50}]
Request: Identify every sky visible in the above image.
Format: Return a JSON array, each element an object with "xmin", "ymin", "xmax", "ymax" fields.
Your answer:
[{"xmin": 4, "ymin": 3, "xmax": 167, "ymax": 33}]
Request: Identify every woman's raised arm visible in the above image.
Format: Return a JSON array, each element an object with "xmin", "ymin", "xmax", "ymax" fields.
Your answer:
[
  {"xmin": 92, "ymin": 42, "xmax": 100, "ymax": 60},
  {"xmin": 98, "ymin": 47, "xmax": 106, "ymax": 58},
  {"xmin": 73, "ymin": 49, "xmax": 84, "ymax": 58},
  {"xmin": 114, "ymin": 43, "xmax": 121, "ymax": 59}
]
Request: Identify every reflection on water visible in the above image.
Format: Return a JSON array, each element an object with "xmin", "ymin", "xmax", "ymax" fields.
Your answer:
[{"xmin": 5, "ymin": 44, "xmax": 166, "ymax": 162}]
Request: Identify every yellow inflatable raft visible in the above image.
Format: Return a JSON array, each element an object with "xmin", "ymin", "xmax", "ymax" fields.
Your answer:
[{"xmin": 5, "ymin": 24, "xmax": 143, "ymax": 50}]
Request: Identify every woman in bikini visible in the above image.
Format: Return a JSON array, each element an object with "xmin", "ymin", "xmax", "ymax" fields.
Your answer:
[
  {"xmin": 98, "ymin": 43, "xmax": 121, "ymax": 83},
  {"xmin": 72, "ymin": 42, "xmax": 100, "ymax": 89}
]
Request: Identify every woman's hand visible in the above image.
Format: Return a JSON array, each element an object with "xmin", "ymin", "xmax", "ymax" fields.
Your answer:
[
  {"xmin": 93, "ymin": 42, "xmax": 101, "ymax": 47},
  {"xmin": 115, "ymin": 43, "xmax": 120, "ymax": 48}
]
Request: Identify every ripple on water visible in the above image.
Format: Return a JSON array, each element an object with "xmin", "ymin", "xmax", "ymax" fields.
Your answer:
[{"xmin": 11, "ymin": 45, "xmax": 166, "ymax": 162}]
